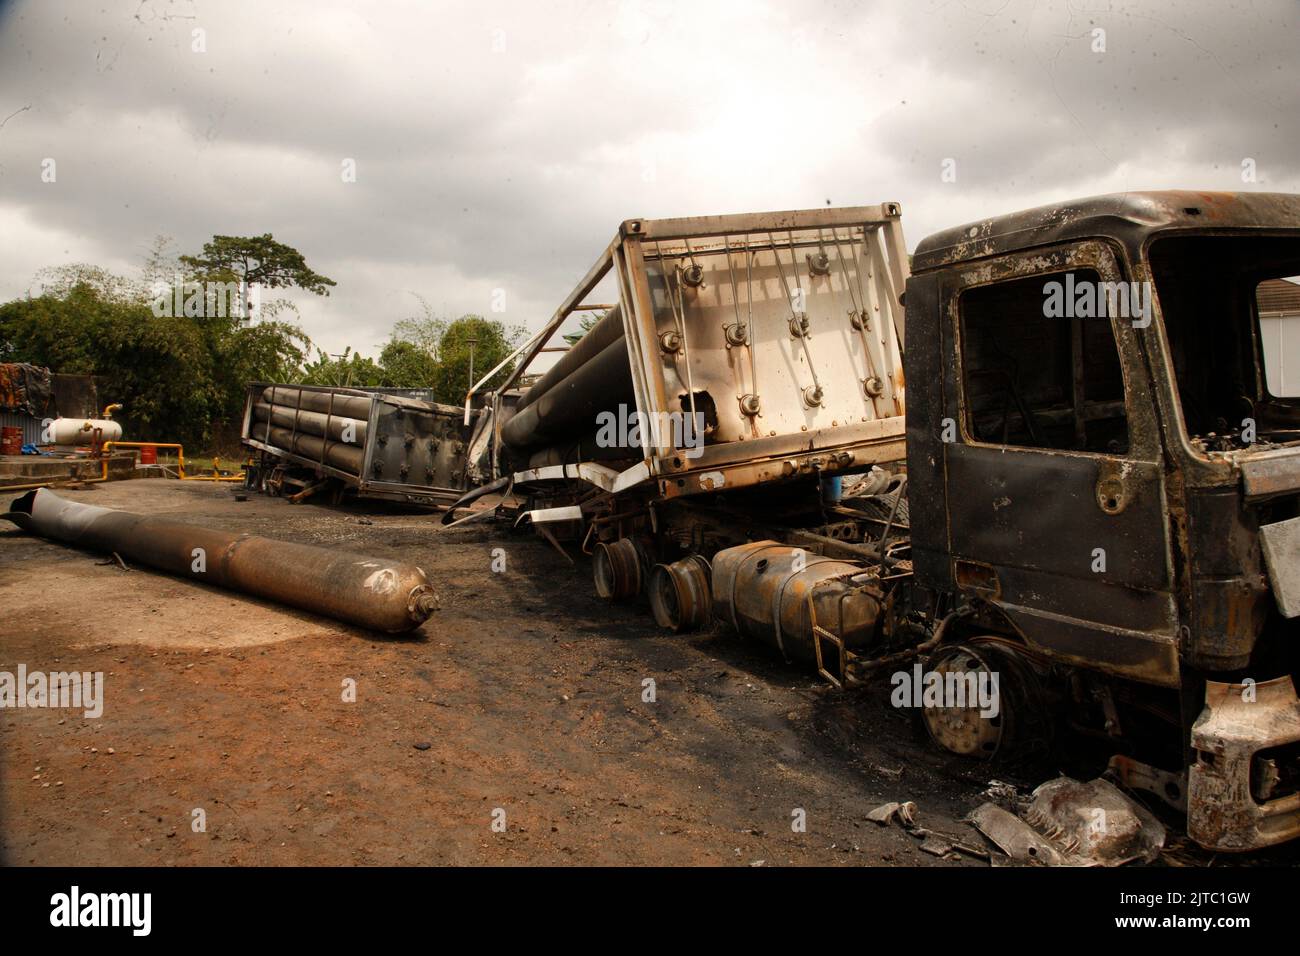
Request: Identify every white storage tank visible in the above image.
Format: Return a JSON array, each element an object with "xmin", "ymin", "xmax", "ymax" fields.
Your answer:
[{"xmin": 46, "ymin": 418, "xmax": 123, "ymax": 445}]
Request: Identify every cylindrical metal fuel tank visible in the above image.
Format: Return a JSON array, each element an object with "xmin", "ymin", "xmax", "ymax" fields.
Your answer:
[
  {"xmin": 47, "ymin": 418, "xmax": 124, "ymax": 445},
  {"xmin": 501, "ymin": 306, "xmax": 637, "ymax": 454},
  {"xmin": 711, "ymin": 541, "xmax": 881, "ymax": 663},
  {"xmin": 4, "ymin": 489, "xmax": 438, "ymax": 633}
]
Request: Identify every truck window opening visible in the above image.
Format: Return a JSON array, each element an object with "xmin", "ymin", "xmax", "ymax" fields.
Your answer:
[
  {"xmin": 959, "ymin": 269, "xmax": 1129, "ymax": 455},
  {"xmin": 1150, "ymin": 234, "xmax": 1300, "ymax": 449}
]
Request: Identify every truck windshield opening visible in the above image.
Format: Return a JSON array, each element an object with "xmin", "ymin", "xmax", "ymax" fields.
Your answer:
[{"xmin": 1150, "ymin": 234, "xmax": 1300, "ymax": 451}]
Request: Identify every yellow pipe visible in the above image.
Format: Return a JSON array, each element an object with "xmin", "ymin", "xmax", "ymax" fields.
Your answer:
[
  {"xmin": 99, "ymin": 442, "xmax": 245, "ymax": 482},
  {"xmin": 4, "ymin": 441, "xmax": 244, "ymax": 494}
]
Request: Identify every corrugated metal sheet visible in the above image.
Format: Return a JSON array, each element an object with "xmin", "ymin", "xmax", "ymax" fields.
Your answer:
[
  {"xmin": 0, "ymin": 411, "xmax": 45, "ymax": 447},
  {"xmin": 1258, "ymin": 278, "xmax": 1300, "ymax": 315}
]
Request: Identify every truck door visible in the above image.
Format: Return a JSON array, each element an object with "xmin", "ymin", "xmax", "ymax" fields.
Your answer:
[{"xmin": 941, "ymin": 240, "xmax": 1180, "ymax": 687}]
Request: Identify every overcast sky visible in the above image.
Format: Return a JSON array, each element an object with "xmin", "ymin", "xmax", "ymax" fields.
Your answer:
[{"xmin": 0, "ymin": 0, "xmax": 1296, "ymax": 361}]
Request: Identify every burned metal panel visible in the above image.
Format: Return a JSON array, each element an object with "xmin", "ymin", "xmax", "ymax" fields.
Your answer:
[
  {"xmin": 1184, "ymin": 485, "xmax": 1269, "ymax": 670},
  {"xmin": 912, "ymin": 190, "xmax": 1300, "ymax": 275},
  {"xmin": 1260, "ymin": 516, "xmax": 1300, "ymax": 618},
  {"xmin": 903, "ymin": 270, "xmax": 953, "ymax": 593},
  {"xmin": 1241, "ymin": 449, "xmax": 1300, "ymax": 500},
  {"xmin": 945, "ymin": 448, "xmax": 1170, "ymax": 589},
  {"xmin": 362, "ymin": 399, "xmax": 467, "ymax": 491},
  {"xmin": 1188, "ymin": 675, "xmax": 1300, "ymax": 851}
]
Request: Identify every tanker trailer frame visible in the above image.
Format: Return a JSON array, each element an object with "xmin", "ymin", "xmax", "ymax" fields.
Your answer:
[
  {"xmin": 467, "ymin": 203, "xmax": 911, "ymax": 499},
  {"xmin": 451, "ymin": 204, "xmax": 923, "ymax": 677},
  {"xmin": 241, "ymin": 382, "xmax": 471, "ymax": 507}
]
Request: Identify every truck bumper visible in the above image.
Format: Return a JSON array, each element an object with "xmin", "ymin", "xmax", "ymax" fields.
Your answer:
[{"xmin": 1188, "ymin": 675, "xmax": 1300, "ymax": 851}]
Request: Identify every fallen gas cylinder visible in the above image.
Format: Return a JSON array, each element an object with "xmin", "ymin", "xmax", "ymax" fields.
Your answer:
[{"xmin": 3, "ymin": 488, "xmax": 438, "ymax": 633}]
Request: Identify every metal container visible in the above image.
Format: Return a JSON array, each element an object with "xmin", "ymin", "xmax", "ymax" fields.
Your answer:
[
  {"xmin": 711, "ymin": 541, "xmax": 881, "ymax": 663},
  {"xmin": 4, "ymin": 489, "xmax": 439, "ymax": 633},
  {"xmin": 240, "ymin": 382, "xmax": 471, "ymax": 507},
  {"xmin": 648, "ymin": 554, "xmax": 712, "ymax": 632},
  {"xmin": 47, "ymin": 418, "xmax": 123, "ymax": 445}
]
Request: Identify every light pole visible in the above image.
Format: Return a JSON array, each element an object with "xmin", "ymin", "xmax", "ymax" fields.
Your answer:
[{"xmin": 467, "ymin": 336, "xmax": 478, "ymax": 394}]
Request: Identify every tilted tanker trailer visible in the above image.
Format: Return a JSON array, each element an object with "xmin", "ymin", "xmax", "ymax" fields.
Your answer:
[
  {"xmin": 447, "ymin": 192, "xmax": 1300, "ymax": 852},
  {"xmin": 240, "ymin": 383, "xmax": 471, "ymax": 506}
]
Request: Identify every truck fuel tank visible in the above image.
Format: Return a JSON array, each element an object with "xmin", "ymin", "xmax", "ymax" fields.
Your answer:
[{"xmin": 711, "ymin": 541, "xmax": 881, "ymax": 664}]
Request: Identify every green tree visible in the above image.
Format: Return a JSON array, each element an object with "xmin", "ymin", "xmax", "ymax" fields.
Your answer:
[
  {"xmin": 563, "ymin": 308, "xmax": 607, "ymax": 345},
  {"xmin": 378, "ymin": 339, "xmax": 439, "ymax": 388},
  {"xmin": 429, "ymin": 314, "xmax": 525, "ymax": 405},
  {"xmin": 0, "ymin": 243, "xmax": 314, "ymax": 449},
  {"xmin": 300, "ymin": 347, "xmax": 383, "ymax": 388},
  {"xmin": 180, "ymin": 234, "xmax": 336, "ymax": 319},
  {"xmin": 0, "ymin": 282, "xmax": 214, "ymax": 444}
]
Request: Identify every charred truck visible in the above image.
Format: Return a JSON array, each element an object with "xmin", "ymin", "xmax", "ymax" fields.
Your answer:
[{"xmin": 448, "ymin": 191, "xmax": 1300, "ymax": 853}]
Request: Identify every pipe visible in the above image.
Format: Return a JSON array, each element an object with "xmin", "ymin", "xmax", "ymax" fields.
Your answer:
[
  {"xmin": 3, "ymin": 489, "xmax": 438, "ymax": 633},
  {"xmin": 440, "ymin": 476, "xmax": 511, "ymax": 525},
  {"xmin": 514, "ymin": 305, "xmax": 626, "ymax": 413}
]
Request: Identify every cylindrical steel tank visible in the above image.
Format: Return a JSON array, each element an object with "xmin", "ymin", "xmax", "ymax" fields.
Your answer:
[
  {"xmin": 47, "ymin": 418, "xmax": 124, "ymax": 445},
  {"xmin": 264, "ymin": 426, "xmax": 365, "ymax": 475},
  {"xmin": 262, "ymin": 386, "xmax": 373, "ymax": 421},
  {"xmin": 252, "ymin": 402, "xmax": 368, "ymax": 445},
  {"xmin": 501, "ymin": 306, "xmax": 637, "ymax": 455},
  {"xmin": 711, "ymin": 541, "xmax": 881, "ymax": 663},
  {"xmin": 4, "ymin": 489, "xmax": 438, "ymax": 633}
]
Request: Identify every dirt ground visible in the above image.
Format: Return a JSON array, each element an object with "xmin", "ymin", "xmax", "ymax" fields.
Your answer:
[{"xmin": 0, "ymin": 478, "xmax": 1253, "ymax": 866}]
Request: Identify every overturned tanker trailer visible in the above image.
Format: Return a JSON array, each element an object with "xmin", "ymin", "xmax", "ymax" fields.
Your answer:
[
  {"xmin": 447, "ymin": 194, "xmax": 1300, "ymax": 854},
  {"xmin": 241, "ymin": 383, "xmax": 471, "ymax": 507}
]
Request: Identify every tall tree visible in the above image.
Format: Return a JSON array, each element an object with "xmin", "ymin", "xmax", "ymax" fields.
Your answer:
[
  {"xmin": 429, "ymin": 315, "xmax": 525, "ymax": 405},
  {"xmin": 180, "ymin": 234, "xmax": 336, "ymax": 320},
  {"xmin": 379, "ymin": 339, "xmax": 440, "ymax": 388}
]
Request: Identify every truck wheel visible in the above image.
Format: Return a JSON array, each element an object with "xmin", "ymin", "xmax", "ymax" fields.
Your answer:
[
  {"xmin": 593, "ymin": 538, "xmax": 644, "ymax": 600},
  {"xmin": 920, "ymin": 640, "xmax": 1043, "ymax": 761}
]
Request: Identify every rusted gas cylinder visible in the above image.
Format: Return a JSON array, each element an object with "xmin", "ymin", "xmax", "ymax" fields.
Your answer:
[
  {"xmin": 710, "ymin": 541, "xmax": 881, "ymax": 663},
  {"xmin": 5, "ymin": 489, "xmax": 438, "ymax": 633},
  {"xmin": 0, "ymin": 426, "xmax": 21, "ymax": 455}
]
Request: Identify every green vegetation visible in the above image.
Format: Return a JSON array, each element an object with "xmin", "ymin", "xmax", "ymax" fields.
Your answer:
[{"xmin": 0, "ymin": 235, "xmax": 525, "ymax": 449}]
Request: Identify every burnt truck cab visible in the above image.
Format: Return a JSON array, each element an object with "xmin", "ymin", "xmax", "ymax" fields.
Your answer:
[{"xmin": 905, "ymin": 190, "xmax": 1300, "ymax": 851}]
